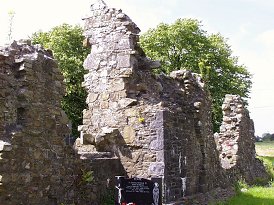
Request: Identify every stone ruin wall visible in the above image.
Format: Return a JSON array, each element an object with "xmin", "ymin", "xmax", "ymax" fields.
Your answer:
[
  {"xmin": 78, "ymin": 0, "xmax": 164, "ymax": 178},
  {"xmin": 0, "ymin": 41, "xmax": 124, "ymax": 205},
  {"xmin": 215, "ymin": 94, "xmax": 268, "ymax": 183},
  {"xmin": 157, "ymin": 71, "xmax": 229, "ymax": 200},
  {"xmin": 0, "ymin": 41, "xmax": 71, "ymax": 204}
]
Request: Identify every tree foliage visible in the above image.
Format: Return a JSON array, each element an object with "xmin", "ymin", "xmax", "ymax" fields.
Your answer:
[
  {"xmin": 140, "ymin": 19, "xmax": 252, "ymax": 132},
  {"xmin": 32, "ymin": 24, "xmax": 90, "ymax": 136},
  {"xmin": 262, "ymin": 133, "xmax": 274, "ymax": 141}
]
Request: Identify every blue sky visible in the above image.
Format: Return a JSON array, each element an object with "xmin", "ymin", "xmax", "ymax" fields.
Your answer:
[{"xmin": 1, "ymin": 0, "xmax": 274, "ymax": 136}]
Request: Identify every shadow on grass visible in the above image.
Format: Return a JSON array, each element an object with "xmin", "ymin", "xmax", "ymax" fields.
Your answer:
[
  {"xmin": 221, "ymin": 191, "xmax": 274, "ymax": 205},
  {"xmin": 258, "ymin": 156, "xmax": 274, "ymax": 180}
]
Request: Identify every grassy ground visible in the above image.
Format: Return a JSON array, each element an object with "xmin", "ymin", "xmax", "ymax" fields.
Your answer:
[
  {"xmin": 220, "ymin": 184, "xmax": 274, "ymax": 205},
  {"xmin": 216, "ymin": 141, "xmax": 274, "ymax": 205}
]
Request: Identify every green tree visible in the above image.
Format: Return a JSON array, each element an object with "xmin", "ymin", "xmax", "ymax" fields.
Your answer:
[
  {"xmin": 262, "ymin": 133, "xmax": 274, "ymax": 141},
  {"xmin": 140, "ymin": 19, "xmax": 252, "ymax": 132},
  {"xmin": 32, "ymin": 24, "xmax": 90, "ymax": 137}
]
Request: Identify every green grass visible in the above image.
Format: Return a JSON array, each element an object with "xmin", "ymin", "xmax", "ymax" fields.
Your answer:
[
  {"xmin": 215, "ymin": 142, "xmax": 274, "ymax": 205},
  {"xmin": 219, "ymin": 183, "xmax": 274, "ymax": 205}
]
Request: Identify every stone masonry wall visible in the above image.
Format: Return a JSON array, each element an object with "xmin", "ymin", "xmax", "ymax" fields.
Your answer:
[
  {"xmin": 0, "ymin": 40, "xmax": 124, "ymax": 205},
  {"xmin": 215, "ymin": 94, "xmax": 268, "ymax": 183},
  {"xmin": 0, "ymin": 40, "xmax": 72, "ymax": 204},
  {"xmin": 79, "ymin": 0, "xmax": 165, "ymax": 179},
  {"xmin": 159, "ymin": 71, "xmax": 228, "ymax": 201},
  {"xmin": 79, "ymin": 1, "xmax": 229, "ymax": 203}
]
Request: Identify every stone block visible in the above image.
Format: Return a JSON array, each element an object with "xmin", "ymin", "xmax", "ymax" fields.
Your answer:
[
  {"xmin": 117, "ymin": 38, "xmax": 134, "ymax": 50},
  {"xmin": 110, "ymin": 80, "xmax": 125, "ymax": 92},
  {"xmin": 149, "ymin": 139, "xmax": 164, "ymax": 151},
  {"xmin": 83, "ymin": 54, "xmax": 100, "ymax": 70},
  {"xmin": 0, "ymin": 141, "xmax": 12, "ymax": 152},
  {"xmin": 123, "ymin": 126, "xmax": 135, "ymax": 144},
  {"xmin": 117, "ymin": 55, "xmax": 132, "ymax": 68},
  {"xmin": 148, "ymin": 162, "xmax": 165, "ymax": 176},
  {"xmin": 156, "ymin": 151, "xmax": 164, "ymax": 162},
  {"xmin": 118, "ymin": 98, "xmax": 137, "ymax": 108},
  {"xmin": 95, "ymin": 127, "xmax": 119, "ymax": 144},
  {"xmin": 82, "ymin": 110, "xmax": 92, "ymax": 120},
  {"xmin": 100, "ymin": 92, "xmax": 110, "ymax": 100},
  {"xmin": 125, "ymin": 108, "xmax": 138, "ymax": 117},
  {"xmin": 87, "ymin": 93, "xmax": 99, "ymax": 103},
  {"xmin": 100, "ymin": 101, "xmax": 109, "ymax": 109},
  {"xmin": 117, "ymin": 67, "xmax": 133, "ymax": 78}
]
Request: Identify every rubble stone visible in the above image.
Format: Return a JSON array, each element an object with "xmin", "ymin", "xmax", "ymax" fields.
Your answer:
[
  {"xmin": 215, "ymin": 95, "xmax": 269, "ymax": 183},
  {"xmin": 0, "ymin": 41, "xmax": 124, "ymax": 205}
]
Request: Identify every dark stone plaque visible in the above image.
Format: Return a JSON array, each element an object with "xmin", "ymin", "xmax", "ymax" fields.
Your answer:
[{"xmin": 115, "ymin": 176, "xmax": 162, "ymax": 205}]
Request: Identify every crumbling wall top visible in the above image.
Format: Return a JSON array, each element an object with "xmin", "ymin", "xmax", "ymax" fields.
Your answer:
[{"xmin": 0, "ymin": 40, "xmax": 54, "ymax": 62}]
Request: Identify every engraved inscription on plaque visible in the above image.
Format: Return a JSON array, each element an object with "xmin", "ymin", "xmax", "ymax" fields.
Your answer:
[{"xmin": 115, "ymin": 176, "xmax": 162, "ymax": 205}]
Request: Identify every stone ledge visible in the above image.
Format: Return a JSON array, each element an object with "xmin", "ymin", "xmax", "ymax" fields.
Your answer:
[
  {"xmin": 78, "ymin": 151, "xmax": 113, "ymax": 160},
  {"xmin": 0, "ymin": 140, "xmax": 12, "ymax": 152}
]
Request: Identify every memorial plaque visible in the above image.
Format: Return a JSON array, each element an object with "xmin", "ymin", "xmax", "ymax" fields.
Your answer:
[{"xmin": 115, "ymin": 176, "xmax": 162, "ymax": 205}]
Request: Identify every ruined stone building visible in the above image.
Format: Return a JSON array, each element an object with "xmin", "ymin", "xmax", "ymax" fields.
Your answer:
[
  {"xmin": 77, "ymin": 0, "xmax": 268, "ymax": 203},
  {"xmin": 0, "ymin": 0, "xmax": 268, "ymax": 205}
]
